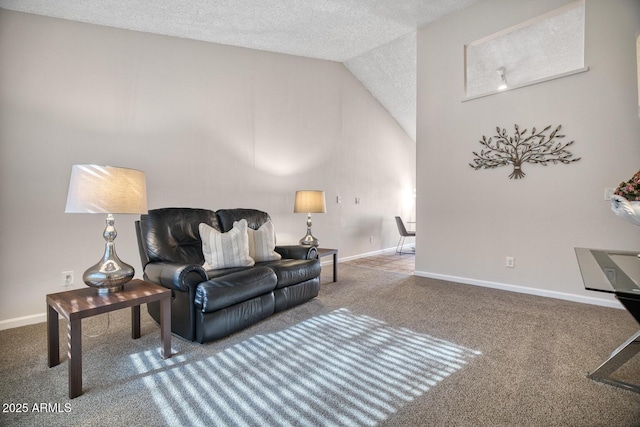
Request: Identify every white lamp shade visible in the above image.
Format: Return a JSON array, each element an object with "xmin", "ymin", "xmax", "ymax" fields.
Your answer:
[
  {"xmin": 65, "ymin": 165, "xmax": 147, "ymax": 214},
  {"xmin": 294, "ymin": 190, "xmax": 326, "ymax": 213}
]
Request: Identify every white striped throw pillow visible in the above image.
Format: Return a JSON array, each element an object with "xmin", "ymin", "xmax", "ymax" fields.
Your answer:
[
  {"xmin": 199, "ymin": 219, "xmax": 255, "ymax": 270},
  {"xmin": 235, "ymin": 220, "xmax": 282, "ymax": 262}
]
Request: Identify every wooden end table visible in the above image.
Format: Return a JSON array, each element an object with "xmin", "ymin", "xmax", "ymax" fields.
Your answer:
[
  {"xmin": 47, "ymin": 279, "xmax": 172, "ymax": 398},
  {"xmin": 316, "ymin": 248, "xmax": 338, "ymax": 282}
]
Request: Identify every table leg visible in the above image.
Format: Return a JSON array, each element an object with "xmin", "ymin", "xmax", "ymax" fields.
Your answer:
[
  {"xmin": 333, "ymin": 253, "xmax": 338, "ymax": 282},
  {"xmin": 47, "ymin": 304, "xmax": 60, "ymax": 367},
  {"xmin": 68, "ymin": 318, "xmax": 82, "ymax": 399},
  {"xmin": 131, "ymin": 305, "xmax": 141, "ymax": 339},
  {"xmin": 588, "ymin": 329, "xmax": 640, "ymax": 393},
  {"xmin": 160, "ymin": 297, "xmax": 171, "ymax": 359}
]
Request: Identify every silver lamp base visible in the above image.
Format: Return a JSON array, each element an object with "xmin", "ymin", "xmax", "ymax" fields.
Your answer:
[
  {"xmin": 83, "ymin": 214, "xmax": 135, "ymax": 294},
  {"xmin": 299, "ymin": 230, "xmax": 319, "ymax": 246},
  {"xmin": 299, "ymin": 213, "xmax": 319, "ymax": 246},
  {"xmin": 83, "ymin": 261, "xmax": 134, "ymax": 294}
]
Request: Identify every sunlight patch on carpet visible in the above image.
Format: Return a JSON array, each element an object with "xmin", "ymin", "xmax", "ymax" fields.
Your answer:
[{"xmin": 130, "ymin": 308, "xmax": 481, "ymax": 426}]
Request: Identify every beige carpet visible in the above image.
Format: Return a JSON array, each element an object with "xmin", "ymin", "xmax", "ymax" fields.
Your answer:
[
  {"xmin": 344, "ymin": 252, "xmax": 415, "ymax": 275},
  {"xmin": 1, "ymin": 264, "xmax": 639, "ymax": 426}
]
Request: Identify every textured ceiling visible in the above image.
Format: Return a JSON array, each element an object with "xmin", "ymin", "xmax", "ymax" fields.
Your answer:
[{"xmin": 0, "ymin": 0, "xmax": 481, "ymax": 140}]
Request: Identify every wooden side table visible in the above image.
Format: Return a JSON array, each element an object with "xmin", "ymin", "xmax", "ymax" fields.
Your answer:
[
  {"xmin": 316, "ymin": 248, "xmax": 338, "ymax": 282},
  {"xmin": 47, "ymin": 279, "xmax": 172, "ymax": 398}
]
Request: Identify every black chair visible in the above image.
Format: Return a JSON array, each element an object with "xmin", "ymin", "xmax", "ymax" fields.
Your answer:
[{"xmin": 395, "ymin": 216, "xmax": 415, "ymax": 254}]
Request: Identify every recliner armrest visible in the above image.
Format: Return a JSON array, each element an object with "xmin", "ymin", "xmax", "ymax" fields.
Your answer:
[
  {"xmin": 275, "ymin": 245, "xmax": 317, "ymax": 260},
  {"xmin": 143, "ymin": 262, "xmax": 207, "ymax": 292}
]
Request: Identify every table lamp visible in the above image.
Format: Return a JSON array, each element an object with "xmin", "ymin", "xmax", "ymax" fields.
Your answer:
[
  {"xmin": 294, "ymin": 190, "xmax": 326, "ymax": 246},
  {"xmin": 65, "ymin": 165, "xmax": 148, "ymax": 294}
]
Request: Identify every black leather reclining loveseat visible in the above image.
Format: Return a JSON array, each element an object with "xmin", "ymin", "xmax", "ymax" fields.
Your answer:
[{"xmin": 135, "ymin": 207, "xmax": 321, "ymax": 343}]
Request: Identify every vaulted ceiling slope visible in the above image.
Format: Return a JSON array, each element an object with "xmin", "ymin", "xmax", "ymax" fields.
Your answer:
[{"xmin": 0, "ymin": 0, "xmax": 480, "ymax": 141}]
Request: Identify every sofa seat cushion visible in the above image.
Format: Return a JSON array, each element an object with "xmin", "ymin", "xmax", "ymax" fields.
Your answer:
[
  {"xmin": 195, "ymin": 266, "xmax": 277, "ymax": 313},
  {"xmin": 257, "ymin": 259, "xmax": 321, "ymax": 288},
  {"xmin": 204, "ymin": 266, "xmax": 252, "ymax": 280}
]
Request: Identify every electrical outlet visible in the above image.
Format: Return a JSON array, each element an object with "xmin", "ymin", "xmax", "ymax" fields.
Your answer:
[
  {"xmin": 336, "ymin": 196, "xmax": 342, "ymax": 204},
  {"xmin": 355, "ymin": 197, "xmax": 360, "ymax": 205},
  {"xmin": 604, "ymin": 188, "xmax": 615, "ymax": 201},
  {"xmin": 369, "ymin": 236, "xmax": 373, "ymax": 243},
  {"xmin": 61, "ymin": 271, "xmax": 74, "ymax": 288},
  {"xmin": 506, "ymin": 257, "xmax": 515, "ymax": 268}
]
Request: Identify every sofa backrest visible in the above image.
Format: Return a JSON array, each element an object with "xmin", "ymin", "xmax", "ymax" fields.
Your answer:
[
  {"xmin": 216, "ymin": 208, "xmax": 271, "ymax": 232},
  {"xmin": 137, "ymin": 207, "xmax": 220, "ymax": 266}
]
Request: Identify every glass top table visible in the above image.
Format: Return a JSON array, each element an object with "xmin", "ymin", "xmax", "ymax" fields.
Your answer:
[
  {"xmin": 575, "ymin": 248, "xmax": 640, "ymax": 296},
  {"xmin": 575, "ymin": 248, "xmax": 640, "ymax": 392}
]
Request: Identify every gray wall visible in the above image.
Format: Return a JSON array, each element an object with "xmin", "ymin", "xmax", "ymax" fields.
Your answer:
[
  {"xmin": 0, "ymin": 10, "xmax": 416, "ymax": 326},
  {"xmin": 416, "ymin": 0, "xmax": 640, "ymax": 305}
]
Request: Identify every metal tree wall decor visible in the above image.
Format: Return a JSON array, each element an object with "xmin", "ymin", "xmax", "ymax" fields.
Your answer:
[{"xmin": 469, "ymin": 124, "xmax": 580, "ymax": 179}]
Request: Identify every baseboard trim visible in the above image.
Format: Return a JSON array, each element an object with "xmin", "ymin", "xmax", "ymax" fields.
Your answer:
[
  {"xmin": 0, "ymin": 313, "xmax": 47, "ymax": 331},
  {"xmin": 414, "ymin": 270, "xmax": 623, "ymax": 309},
  {"xmin": 337, "ymin": 247, "xmax": 402, "ymax": 264},
  {"xmin": 4, "ymin": 256, "xmax": 615, "ymax": 330},
  {"xmin": 1, "ymin": 248, "xmax": 402, "ymax": 330}
]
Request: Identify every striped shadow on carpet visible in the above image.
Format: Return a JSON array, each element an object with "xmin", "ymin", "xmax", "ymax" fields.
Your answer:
[{"xmin": 129, "ymin": 308, "xmax": 481, "ymax": 426}]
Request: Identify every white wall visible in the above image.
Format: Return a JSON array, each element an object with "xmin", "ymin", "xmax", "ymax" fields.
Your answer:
[
  {"xmin": 416, "ymin": 0, "xmax": 640, "ymax": 305},
  {"xmin": 0, "ymin": 9, "xmax": 416, "ymax": 326}
]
